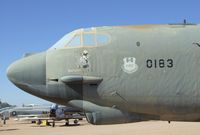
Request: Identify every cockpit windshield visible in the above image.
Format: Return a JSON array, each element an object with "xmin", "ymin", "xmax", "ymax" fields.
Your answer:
[
  {"xmin": 49, "ymin": 27, "xmax": 110, "ymax": 50},
  {"xmin": 49, "ymin": 30, "xmax": 77, "ymax": 50}
]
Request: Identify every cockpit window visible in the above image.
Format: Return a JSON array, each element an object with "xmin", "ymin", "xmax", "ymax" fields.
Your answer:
[
  {"xmin": 49, "ymin": 31, "xmax": 75, "ymax": 49},
  {"xmin": 96, "ymin": 34, "xmax": 109, "ymax": 45},
  {"xmin": 83, "ymin": 34, "xmax": 95, "ymax": 46},
  {"xmin": 68, "ymin": 35, "xmax": 81, "ymax": 47},
  {"xmin": 49, "ymin": 28, "xmax": 111, "ymax": 50}
]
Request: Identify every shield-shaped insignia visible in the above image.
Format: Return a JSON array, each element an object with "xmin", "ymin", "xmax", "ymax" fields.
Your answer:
[{"xmin": 122, "ymin": 57, "xmax": 138, "ymax": 74}]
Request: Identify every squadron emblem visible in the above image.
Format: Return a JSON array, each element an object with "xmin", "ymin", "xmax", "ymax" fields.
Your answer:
[
  {"xmin": 80, "ymin": 50, "xmax": 89, "ymax": 68},
  {"xmin": 122, "ymin": 57, "xmax": 138, "ymax": 74}
]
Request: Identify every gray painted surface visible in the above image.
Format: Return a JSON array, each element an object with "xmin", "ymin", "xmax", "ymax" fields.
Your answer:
[{"xmin": 7, "ymin": 24, "xmax": 200, "ymax": 124}]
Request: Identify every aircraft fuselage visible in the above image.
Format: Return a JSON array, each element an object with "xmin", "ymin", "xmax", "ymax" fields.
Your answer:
[{"xmin": 7, "ymin": 24, "xmax": 200, "ymax": 123}]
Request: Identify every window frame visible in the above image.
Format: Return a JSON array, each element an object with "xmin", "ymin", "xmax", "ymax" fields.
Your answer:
[
  {"xmin": 66, "ymin": 34, "xmax": 82, "ymax": 47},
  {"xmin": 82, "ymin": 29, "xmax": 111, "ymax": 47},
  {"xmin": 96, "ymin": 33, "xmax": 110, "ymax": 46},
  {"xmin": 83, "ymin": 33, "xmax": 97, "ymax": 46},
  {"xmin": 49, "ymin": 28, "xmax": 111, "ymax": 50}
]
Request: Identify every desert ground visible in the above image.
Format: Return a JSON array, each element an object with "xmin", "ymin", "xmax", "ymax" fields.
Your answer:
[{"xmin": 0, "ymin": 118, "xmax": 200, "ymax": 135}]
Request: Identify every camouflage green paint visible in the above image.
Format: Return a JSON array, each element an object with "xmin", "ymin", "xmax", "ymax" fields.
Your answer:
[{"xmin": 7, "ymin": 24, "xmax": 200, "ymax": 124}]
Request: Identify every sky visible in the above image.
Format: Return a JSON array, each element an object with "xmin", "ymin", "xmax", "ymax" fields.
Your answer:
[{"xmin": 0, "ymin": 0, "xmax": 200, "ymax": 106}]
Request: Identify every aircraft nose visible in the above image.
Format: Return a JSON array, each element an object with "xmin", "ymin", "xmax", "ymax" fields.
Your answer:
[
  {"xmin": 7, "ymin": 52, "xmax": 46, "ymax": 85},
  {"xmin": 7, "ymin": 60, "xmax": 20, "ymax": 83}
]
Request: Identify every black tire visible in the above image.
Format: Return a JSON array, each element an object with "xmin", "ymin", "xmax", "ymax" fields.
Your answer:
[
  {"xmin": 74, "ymin": 119, "xmax": 78, "ymax": 124},
  {"xmin": 65, "ymin": 120, "xmax": 69, "ymax": 126}
]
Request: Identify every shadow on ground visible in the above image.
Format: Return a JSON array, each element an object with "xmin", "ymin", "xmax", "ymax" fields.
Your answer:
[{"xmin": 0, "ymin": 128, "xmax": 19, "ymax": 132}]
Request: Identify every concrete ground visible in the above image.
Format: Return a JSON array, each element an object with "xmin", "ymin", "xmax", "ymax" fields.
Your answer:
[{"xmin": 0, "ymin": 118, "xmax": 200, "ymax": 135}]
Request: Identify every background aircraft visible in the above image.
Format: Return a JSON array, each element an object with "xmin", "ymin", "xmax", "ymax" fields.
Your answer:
[
  {"xmin": 0, "ymin": 104, "xmax": 50, "ymax": 123},
  {"xmin": 7, "ymin": 23, "xmax": 200, "ymax": 124},
  {"xmin": 26, "ymin": 105, "xmax": 84, "ymax": 126},
  {"xmin": 0, "ymin": 104, "xmax": 84, "ymax": 126}
]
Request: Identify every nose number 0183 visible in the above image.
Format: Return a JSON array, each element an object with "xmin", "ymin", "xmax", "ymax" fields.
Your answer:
[{"xmin": 146, "ymin": 59, "xmax": 173, "ymax": 68}]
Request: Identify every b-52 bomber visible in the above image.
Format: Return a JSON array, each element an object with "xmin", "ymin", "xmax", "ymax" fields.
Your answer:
[{"xmin": 7, "ymin": 22, "xmax": 200, "ymax": 124}]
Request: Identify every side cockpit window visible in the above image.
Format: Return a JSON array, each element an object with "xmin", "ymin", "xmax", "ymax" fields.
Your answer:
[
  {"xmin": 68, "ymin": 35, "xmax": 81, "ymax": 47},
  {"xmin": 96, "ymin": 34, "xmax": 109, "ymax": 45},
  {"xmin": 82, "ymin": 33, "xmax": 110, "ymax": 47},
  {"xmin": 83, "ymin": 34, "xmax": 95, "ymax": 46}
]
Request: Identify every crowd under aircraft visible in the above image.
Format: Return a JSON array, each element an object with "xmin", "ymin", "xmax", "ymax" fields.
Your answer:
[{"xmin": 7, "ymin": 22, "xmax": 200, "ymax": 125}]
